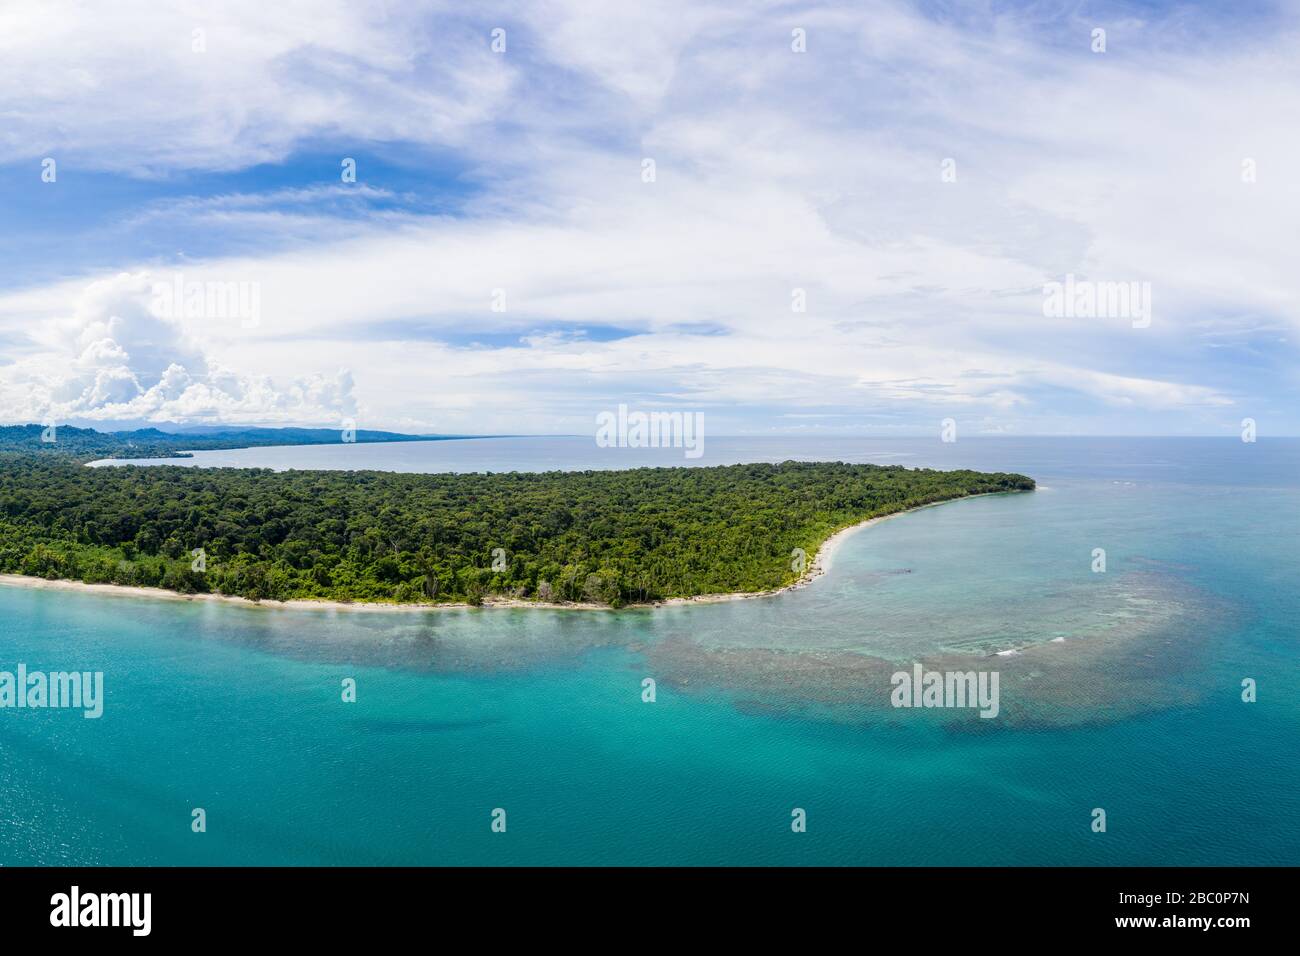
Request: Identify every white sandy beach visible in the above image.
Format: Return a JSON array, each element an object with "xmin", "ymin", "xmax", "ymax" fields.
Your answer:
[{"xmin": 0, "ymin": 492, "xmax": 1012, "ymax": 614}]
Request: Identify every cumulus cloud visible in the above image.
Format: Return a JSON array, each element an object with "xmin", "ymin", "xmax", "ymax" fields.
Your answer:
[{"xmin": 0, "ymin": 274, "xmax": 357, "ymax": 425}]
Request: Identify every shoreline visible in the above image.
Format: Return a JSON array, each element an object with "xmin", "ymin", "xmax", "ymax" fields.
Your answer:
[{"xmin": 0, "ymin": 492, "xmax": 1020, "ymax": 615}]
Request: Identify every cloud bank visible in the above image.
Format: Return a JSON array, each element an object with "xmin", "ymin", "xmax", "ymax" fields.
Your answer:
[
  {"xmin": 0, "ymin": 274, "xmax": 356, "ymax": 425},
  {"xmin": 0, "ymin": 1, "xmax": 1296, "ymax": 434}
]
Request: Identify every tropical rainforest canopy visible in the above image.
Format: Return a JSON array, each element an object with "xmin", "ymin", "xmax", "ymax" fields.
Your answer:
[{"xmin": 0, "ymin": 442, "xmax": 1033, "ymax": 606}]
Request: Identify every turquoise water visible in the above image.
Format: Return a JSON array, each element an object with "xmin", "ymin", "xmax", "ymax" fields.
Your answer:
[{"xmin": 4, "ymin": 437, "xmax": 1299, "ymax": 864}]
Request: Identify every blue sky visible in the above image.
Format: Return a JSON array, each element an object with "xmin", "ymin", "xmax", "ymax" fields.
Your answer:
[{"xmin": 0, "ymin": 0, "xmax": 1296, "ymax": 436}]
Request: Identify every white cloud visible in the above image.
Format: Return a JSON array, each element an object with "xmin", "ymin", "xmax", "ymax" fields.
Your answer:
[
  {"xmin": 0, "ymin": 0, "xmax": 513, "ymax": 172},
  {"xmin": 0, "ymin": 274, "xmax": 357, "ymax": 424},
  {"xmin": 0, "ymin": 1, "xmax": 1296, "ymax": 433}
]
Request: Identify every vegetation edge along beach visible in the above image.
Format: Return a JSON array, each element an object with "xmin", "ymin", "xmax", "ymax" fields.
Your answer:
[
  {"xmin": 0, "ymin": 491, "xmax": 1024, "ymax": 614},
  {"xmin": 0, "ymin": 437, "xmax": 1034, "ymax": 610}
]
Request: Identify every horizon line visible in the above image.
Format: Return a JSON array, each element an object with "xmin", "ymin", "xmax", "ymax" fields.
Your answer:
[{"xmin": 8, "ymin": 423, "xmax": 1297, "ymax": 441}]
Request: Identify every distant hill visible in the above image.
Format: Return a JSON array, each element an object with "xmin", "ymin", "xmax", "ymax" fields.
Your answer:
[{"xmin": 0, "ymin": 424, "xmax": 464, "ymax": 460}]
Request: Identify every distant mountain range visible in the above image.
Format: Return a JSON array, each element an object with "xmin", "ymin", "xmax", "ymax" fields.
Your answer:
[{"xmin": 0, "ymin": 424, "xmax": 478, "ymax": 460}]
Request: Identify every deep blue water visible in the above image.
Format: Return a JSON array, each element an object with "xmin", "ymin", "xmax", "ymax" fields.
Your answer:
[{"xmin": 5, "ymin": 437, "xmax": 1299, "ymax": 864}]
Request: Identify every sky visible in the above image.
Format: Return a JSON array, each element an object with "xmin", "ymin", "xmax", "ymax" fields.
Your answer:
[{"xmin": 0, "ymin": 0, "xmax": 1297, "ymax": 437}]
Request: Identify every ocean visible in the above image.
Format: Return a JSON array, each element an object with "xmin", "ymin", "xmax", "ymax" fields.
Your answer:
[{"xmin": 6, "ymin": 436, "xmax": 1299, "ymax": 864}]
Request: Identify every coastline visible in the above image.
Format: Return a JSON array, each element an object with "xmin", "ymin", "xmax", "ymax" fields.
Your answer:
[{"xmin": 0, "ymin": 491, "xmax": 1020, "ymax": 615}]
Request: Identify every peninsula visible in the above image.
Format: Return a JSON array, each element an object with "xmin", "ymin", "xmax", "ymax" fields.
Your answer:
[{"xmin": 0, "ymin": 427, "xmax": 1034, "ymax": 609}]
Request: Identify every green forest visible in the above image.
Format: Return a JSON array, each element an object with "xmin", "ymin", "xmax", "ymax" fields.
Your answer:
[
  {"xmin": 0, "ymin": 424, "xmax": 452, "ymax": 459},
  {"xmin": 0, "ymin": 453, "xmax": 1033, "ymax": 607}
]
